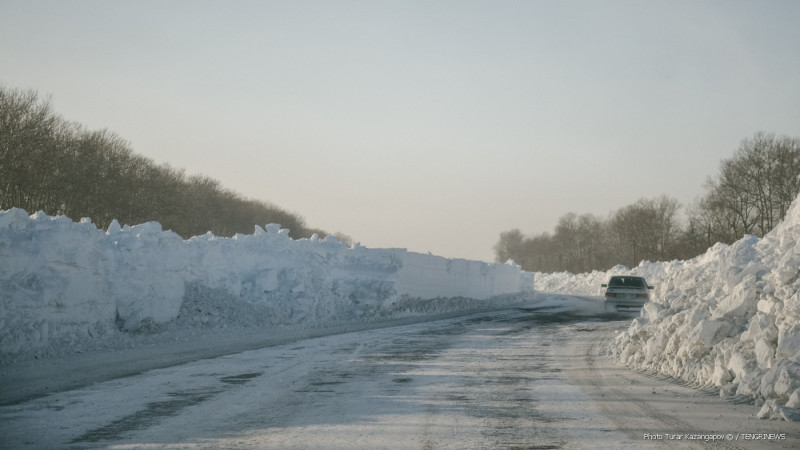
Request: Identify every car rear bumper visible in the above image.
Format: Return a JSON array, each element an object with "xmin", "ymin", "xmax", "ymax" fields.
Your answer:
[{"xmin": 604, "ymin": 298, "xmax": 647, "ymax": 309}]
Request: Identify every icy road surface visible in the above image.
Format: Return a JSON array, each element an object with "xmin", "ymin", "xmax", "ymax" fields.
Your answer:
[{"xmin": 2, "ymin": 295, "xmax": 797, "ymax": 449}]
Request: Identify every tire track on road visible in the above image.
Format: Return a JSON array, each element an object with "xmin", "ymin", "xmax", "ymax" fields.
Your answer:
[{"xmin": 577, "ymin": 323, "xmax": 743, "ymax": 449}]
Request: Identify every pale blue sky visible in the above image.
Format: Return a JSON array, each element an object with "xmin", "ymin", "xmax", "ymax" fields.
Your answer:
[{"xmin": 2, "ymin": 1, "xmax": 799, "ymax": 261}]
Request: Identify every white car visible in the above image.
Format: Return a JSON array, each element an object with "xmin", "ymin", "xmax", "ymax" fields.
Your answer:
[{"xmin": 601, "ymin": 276, "xmax": 653, "ymax": 311}]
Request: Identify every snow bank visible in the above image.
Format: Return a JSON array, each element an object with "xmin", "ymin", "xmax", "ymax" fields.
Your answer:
[
  {"xmin": 535, "ymin": 197, "xmax": 800, "ymax": 421},
  {"xmin": 0, "ymin": 209, "xmax": 533, "ymax": 362}
]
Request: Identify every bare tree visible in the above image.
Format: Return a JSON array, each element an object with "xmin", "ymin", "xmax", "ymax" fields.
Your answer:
[
  {"xmin": 0, "ymin": 85, "xmax": 329, "ymax": 240},
  {"xmin": 494, "ymin": 229, "xmax": 525, "ymax": 264},
  {"xmin": 494, "ymin": 133, "xmax": 800, "ymax": 272},
  {"xmin": 696, "ymin": 132, "xmax": 800, "ymax": 242},
  {"xmin": 0, "ymin": 87, "xmax": 59, "ymax": 211}
]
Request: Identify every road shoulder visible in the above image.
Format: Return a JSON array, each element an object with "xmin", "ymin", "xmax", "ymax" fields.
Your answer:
[{"xmin": 565, "ymin": 321, "xmax": 798, "ymax": 449}]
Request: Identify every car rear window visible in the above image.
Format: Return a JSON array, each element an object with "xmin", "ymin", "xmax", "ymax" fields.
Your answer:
[{"xmin": 608, "ymin": 277, "xmax": 646, "ymax": 288}]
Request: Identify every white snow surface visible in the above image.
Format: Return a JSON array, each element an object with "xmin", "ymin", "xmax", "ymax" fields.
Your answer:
[
  {"xmin": 0, "ymin": 208, "xmax": 533, "ymax": 364},
  {"xmin": 535, "ymin": 196, "xmax": 800, "ymax": 421},
  {"xmin": 6, "ymin": 192, "xmax": 800, "ymax": 423}
]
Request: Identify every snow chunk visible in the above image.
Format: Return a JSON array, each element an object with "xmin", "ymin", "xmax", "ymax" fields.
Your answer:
[{"xmin": 692, "ymin": 319, "xmax": 735, "ymax": 348}]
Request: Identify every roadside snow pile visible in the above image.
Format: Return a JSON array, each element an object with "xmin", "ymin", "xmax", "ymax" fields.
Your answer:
[
  {"xmin": 533, "ymin": 265, "xmax": 632, "ymax": 297},
  {"xmin": 0, "ymin": 208, "xmax": 533, "ymax": 363},
  {"xmin": 535, "ymin": 198, "xmax": 800, "ymax": 422},
  {"xmin": 534, "ymin": 263, "xmax": 672, "ymax": 297}
]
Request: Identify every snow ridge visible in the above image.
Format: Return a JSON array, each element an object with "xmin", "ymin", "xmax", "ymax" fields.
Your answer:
[
  {"xmin": 535, "ymin": 196, "xmax": 800, "ymax": 421},
  {"xmin": 0, "ymin": 209, "xmax": 533, "ymax": 363}
]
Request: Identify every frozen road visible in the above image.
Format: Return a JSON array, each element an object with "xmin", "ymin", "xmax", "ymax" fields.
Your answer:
[{"xmin": 1, "ymin": 294, "xmax": 797, "ymax": 449}]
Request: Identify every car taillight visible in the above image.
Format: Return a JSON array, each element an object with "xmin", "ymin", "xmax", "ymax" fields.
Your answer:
[
  {"xmin": 636, "ymin": 293, "xmax": 649, "ymax": 299},
  {"xmin": 605, "ymin": 292, "xmax": 616, "ymax": 298}
]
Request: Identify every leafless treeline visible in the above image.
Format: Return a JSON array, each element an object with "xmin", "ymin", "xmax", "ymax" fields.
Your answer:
[
  {"xmin": 1, "ymin": 86, "xmax": 326, "ymax": 239},
  {"xmin": 496, "ymin": 132, "xmax": 800, "ymax": 273}
]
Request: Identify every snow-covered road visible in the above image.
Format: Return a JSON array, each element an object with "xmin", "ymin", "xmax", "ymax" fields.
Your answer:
[{"xmin": 1, "ymin": 295, "xmax": 796, "ymax": 449}]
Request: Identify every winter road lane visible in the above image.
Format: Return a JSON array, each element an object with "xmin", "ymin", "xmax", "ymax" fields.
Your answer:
[
  {"xmin": 564, "ymin": 321, "xmax": 798, "ymax": 449},
  {"xmin": 1, "ymin": 298, "xmax": 797, "ymax": 449}
]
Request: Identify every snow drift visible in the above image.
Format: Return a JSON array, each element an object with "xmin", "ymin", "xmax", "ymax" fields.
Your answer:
[
  {"xmin": 535, "ymin": 196, "xmax": 800, "ymax": 421},
  {"xmin": 0, "ymin": 208, "xmax": 533, "ymax": 362}
]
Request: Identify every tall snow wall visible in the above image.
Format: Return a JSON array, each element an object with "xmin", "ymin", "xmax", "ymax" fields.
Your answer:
[
  {"xmin": 534, "ymin": 194, "xmax": 800, "ymax": 421},
  {"xmin": 0, "ymin": 209, "xmax": 533, "ymax": 357}
]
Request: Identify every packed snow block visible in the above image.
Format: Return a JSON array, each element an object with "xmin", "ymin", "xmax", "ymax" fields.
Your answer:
[
  {"xmin": 0, "ymin": 209, "xmax": 116, "ymax": 354},
  {"xmin": 711, "ymin": 274, "xmax": 758, "ymax": 321},
  {"xmin": 757, "ymin": 399, "xmax": 800, "ymax": 421},
  {"xmin": 642, "ymin": 302, "xmax": 664, "ymax": 323},
  {"xmin": 760, "ymin": 359, "xmax": 800, "ymax": 399},
  {"xmin": 788, "ymin": 389, "xmax": 800, "ymax": 408},
  {"xmin": 774, "ymin": 255, "xmax": 800, "ymax": 285},
  {"xmin": 785, "ymin": 289, "xmax": 800, "ymax": 316},
  {"xmin": 691, "ymin": 318, "xmax": 734, "ymax": 348},
  {"xmin": 715, "ymin": 235, "xmax": 762, "ymax": 290},
  {"xmin": 644, "ymin": 332, "xmax": 669, "ymax": 361},
  {"xmin": 777, "ymin": 322, "xmax": 800, "ymax": 361},
  {"xmin": 183, "ymin": 230, "xmax": 404, "ymax": 324},
  {"xmin": 394, "ymin": 252, "xmax": 528, "ymax": 300},
  {"xmin": 712, "ymin": 356, "xmax": 734, "ymax": 385},
  {"xmin": 106, "ymin": 221, "xmax": 187, "ymax": 331},
  {"xmin": 519, "ymin": 270, "xmax": 535, "ymax": 293},
  {"xmin": 719, "ymin": 341, "xmax": 765, "ymax": 395},
  {"xmin": 744, "ymin": 312, "xmax": 779, "ymax": 343},
  {"xmin": 755, "ymin": 339, "xmax": 777, "ymax": 369},
  {"xmin": 185, "ymin": 225, "xmax": 317, "ymax": 297},
  {"xmin": 333, "ymin": 247, "xmax": 402, "ymax": 316},
  {"xmin": 184, "ymin": 232, "xmax": 530, "ymax": 325}
]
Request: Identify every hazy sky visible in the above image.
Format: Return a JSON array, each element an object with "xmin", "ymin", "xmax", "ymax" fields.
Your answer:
[{"xmin": 2, "ymin": 1, "xmax": 799, "ymax": 261}]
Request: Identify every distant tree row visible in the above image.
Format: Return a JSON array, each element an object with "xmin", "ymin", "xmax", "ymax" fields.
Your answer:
[
  {"xmin": 496, "ymin": 132, "xmax": 800, "ymax": 273},
  {"xmin": 686, "ymin": 132, "xmax": 800, "ymax": 248},
  {"xmin": 0, "ymin": 86, "xmax": 329, "ymax": 239},
  {"xmin": 495, "ymin": 195, "xmax": 686, "ymax": 273}
]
